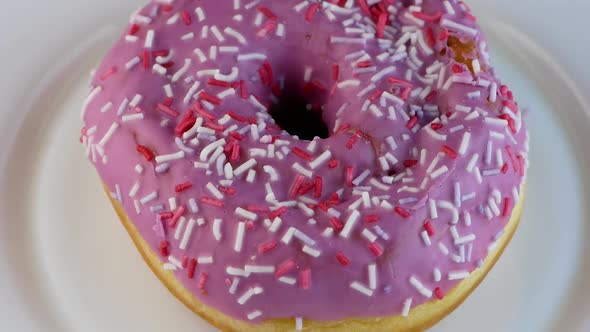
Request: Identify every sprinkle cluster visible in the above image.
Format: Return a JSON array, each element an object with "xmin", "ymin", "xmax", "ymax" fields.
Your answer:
[{"xmin": 81, "ymin": 0, "xmax": 528, "ymax": 326}]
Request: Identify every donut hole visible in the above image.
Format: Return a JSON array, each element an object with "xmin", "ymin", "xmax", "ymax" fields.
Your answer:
[{"xmin": 269, "ymin": 84, "xmax": 330, "ymax": 141}]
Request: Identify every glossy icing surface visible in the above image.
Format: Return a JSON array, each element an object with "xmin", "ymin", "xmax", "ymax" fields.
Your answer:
[{"xmin": 81, "ymin": 0, "xmax": 528, "ymax": 323}]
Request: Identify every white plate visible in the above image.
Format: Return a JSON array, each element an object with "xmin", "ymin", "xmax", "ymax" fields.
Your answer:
[{"xmin": 1, "ymin": 1, "xmax": 589, "ymax": 331}]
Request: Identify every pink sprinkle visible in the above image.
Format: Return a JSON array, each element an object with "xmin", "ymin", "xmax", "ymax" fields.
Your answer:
[
  {"xmin": 300, "ymin": 269, "xmax": 311, "ymax": 289},
  {"xmin": 240, "ymin": 80, "xmax": 248, "ymax": 99},
  {"xmin": 181, "ymin": 256, "xmax": 189, "ymax": 269},
  {"xmin": 200, "ymin": 196, "xmax": 224, "ymax": 208},
  {"xmin": 141, "ymin": 50, "xmax": 150, "ymax": 69},
  {"xmin": 275, "ymin": 259, "xmax": 296, "ymax": 278},
  {"xmin": 99, "ymin": 66, "xmax": 118, "ymax": 81},
  {"xmin": 394, "ymin": 206, "xmax": 411, "ymax": 219},
  {"xmin": 387, "ymin": 77, "xmax": 413, "ymax": 87},
  {"xmin": 157, "ymin": 103, "xmax": 180, "ymax": 118},
  {"xmin": 375, "ymin": 12, "xmax": 387, "ymax": 38},
  {"xmin": 313, "ymin": 177, "xmax": 323, "ymax": 198},
  {"xmin": 289, "ymin": 175, "xmax": 306, "ymax": 198},
  {"xmin": 258, "ymin": 240, "xmax": 278, "ymax": 254},
  {"xmin": 328, "ymin": 159, "xmax": 340, "ymax": 169},
  {"xmin": 505, "ymin": 145, "xmax": 519, "ymax": 173},
  {"xmin": 332, "ymin": 64, "xmax": 340, "ymax": 81},
  {"xmin": 502, "ymin": 197, "xmax": 512, "ymax": 217},
  {"xmin": 345, "ymin": 166, "xmax": 355, "ymax": 187},
  {"xmin": 197, "ymin": 272, "xmax": 208, "ymax": 290},
  {"xmin": 168, "ymin": 206, "xmax": 185, "ymax": 228}
]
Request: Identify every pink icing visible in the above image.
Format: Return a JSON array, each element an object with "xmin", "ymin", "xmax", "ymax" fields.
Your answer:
[{"xmin": 80, "ymin": 0, "xmax": 528, "ymax": 324}]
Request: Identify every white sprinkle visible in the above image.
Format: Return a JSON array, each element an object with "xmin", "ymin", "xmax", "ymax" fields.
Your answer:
[
  {"xmin": 421, "ymin": 231, "xmax": 431, "ymax": 246},
  {"xmin": 276, "ymin": 23, "xmax": 285, "ymax": 37},
  {"xmin": 247, "ymin": 311, "xmax": 262, "ymax": 320},
  {"xmin": 304, "ymin": 67, "xmax": 314, "ymax": 82},
  {"xmin": 409, "ymin": 276, "xmax": 432, "ymax": 298},
  {"xmin": 140, "ymin": 191, "xmax": 157, "ymax": 205},
  {"xmin": 237, "ymin": 53, "xmax": 267, "ymax": 61},
  {"xmin": 434, "ymin": 268, "xmax": 442, "ymax": 282},
  {"xmin": 309, "ymin": 150, "xmax": 332, "ymax": 169},
  {"xmin": 195, "ymin": 7, "xmax": 205, "ymax": 22},
  {"xmin": 233, "ymin": 222, "xmax": 246, "ymax": 252},
  {"xmin": 458, "ymin": 132, "xmax": 471, "ymax": 155},
  {"xmin": 292, "ymin": 163, "xmax": 313, "ymax": 178},
  {"xmin": 294, "ymin": 0, "xmax": 310, "ymax": 12},
  {"xmin": 472, "ymin": 59, "xmax": 481, "ymax": 75},
  {"xmin": 235, "ymin": 207, "xmax": 257, "ymax": 221},
  {"xmin": 128, "ymin": 181, "xmax": 140, "ymax": 198},
  {"xmin": 429, "ymin": 199, "xmax": 438, "ymax": 219},
  {"xmin": 441, "ymin": 18, "xmax": 478, "ymax": 36},
  {"xmin": 179, "ymin": 218, "xmax": 197, "ymax": 250},
  {"xmin": 337, "ymin": 79, "xmax": 361, "ymax": 89},
  {"xmin": 302, "ymin": 245, "xmax": 321, "ymax": 257},
  {"xmin": 155, "ymin": 151, "xmax": 185, "ymax": 163},
  {"xmin": 352, "ymin": 169, "xmax": 371, "ymax": 186},
  {"xmin": 98, "ymin": 122, "xmax": 119, "ymax": 147},
  {"xmin": 100, "ymin": 102, "xmax": 113, "ymax": 113},
  {"xmin": 212, "ymin": 219, "xmax": 223, "ymax": 241},
  {"xmin": 268, "ymin": 217, "xmax": 282, "ymax": 233},
  {"xmin": 466, "ymin": 153, "xmax": 479, "ymax": 172},
  {"xmin": 279, "ymin": 276, "xmax": 296, "ymax": 285},
  {"xmin": 224, "ymin": 27, "xmax": 247, "ymax": 44},
  {"xmin": 237, "ymin": 286, "xmax": 264, "ymax": 305},
  {"xmin": 245, "ymin": 265, "xmax": 275, "ymax": 274},
  {"xmin": 144, "ymin": 30, "xmax": 155, "ymax": 48},
  {"xmin": 448, "ymin": 271, "xmax": 470, "ymax": 280},
  {"xmin": 368, "ymin": 264, "xmax": 377, "ymax": 290},
  {"xmin": 402, "ymin": 298, "xmax": 413, "ymax": 317},
  {"xmin": 490, "ymin": 82, "xmax": 498, "ymax": 102},
  {"xmin": 340, "ymin": 210, "xmax": 360, "ymax": 239},
  {"xmin": 430, "ymin": 166, "xmax": 449, "ymax": 179},
  {"xmin": 125, "ymin": 35, "xmax": 138, "ymax": 43},
  {"xmin": 454, "ymin": 182, "xmax": 462, "ymax": 207},
  {"xmin": 474, "ymin": 166, "xmax": 483, "ymax": 184},
  {"xmin": 350, "ymin": 281, "xmax": 374, "ymax": 296},
  {"xmin": 361, "ymin": 229, "xmax": 378, "ymax": 243},
  {"xmin": 371, "ymin": 66, "xmax": 396, "ymax": 82}
]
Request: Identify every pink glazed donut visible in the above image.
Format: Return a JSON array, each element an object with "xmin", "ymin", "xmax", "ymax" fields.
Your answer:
[{"xmin": 80, "ymin": 0, "xmax": 528, "ymax": 331}]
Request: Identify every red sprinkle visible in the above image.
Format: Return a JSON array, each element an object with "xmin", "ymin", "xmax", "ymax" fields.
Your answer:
[
  {"xmin": 364, "ymin": 215, "xmax": 380, "ymax": 224},
  {"xmin": 159, "ymin": 212, "xmax": 174, "ymax": 220},
  {"xmin": 368, "ymin": 242, "xmax": 384, "ymax": 257},
  {"xmin": 292, "ymin": 147, "xmax": 314, "ymax": 161},
  {"xmin": 330, "ymin": 217, "xmax": 344, "ymax": 232},
  {"xmin": 425, "ymin": 27, "xmax": 436, "ymax": 47},
  {"xmin": 289, "ymin": 175, "xmax": 306, "ymax": 198},
  {"xmin": 434, "ymin": 287, "xmax": 445, "ymax": 300},
  {"xmin": 258, "ymin": 240, "xmax": 278, "ymax": 254},
  {"xmin": 332, "ymin": 64, "xmax": 340, "ymax": 81},
  {"xmin": 240, "ymin": 80, "xmax": 248, "ymax": 99},
  {"xmin": 275, "ymin": 259, "xmax": 296, "ymax": 278},
  {"xmin": 169, "ymin": 206, "xmax": 185, "ymax": 228},
  {"xmin": 406, "ymin": 116, "xmax": 418, "ymax": 129},
  {"xmin": 305, "ymin": 3, "xmax": 320, "ymax": 22},
  {"xmin": 441, "ymin": 145, "xmax": 458, "ymax": 159},
  {"xmin": 431, "ymin": 123, "xmax": 444, "ymax": 130},
  {"xmin": 207, "ymin": 78, "xmax": 233, "ymax": 87},
  {"xmin": 336, "ymin": 252, "xmax": 350, "ymax": 266},
  {"xmin": 187, "ymin": 259, "xmax": 197, "ymax": 279},
  {"xmin": 258, "ymin": 6, "xmax": 278, "ymax": 20},
  {"xmin": 313, "ymin": 177, "xmax": 323, "ymax": 198},
  {"xmin": 141, "ymin": 50, "xmax": 150, "ymax": 69},
  {"xmin": 218, "ymin": 186, "xmax": 237, "ymax": 196},
  {"xmin": 501, "ymin": 163, "xmax": 509, "ymax": 174},
  {"xmin": 128, "ymin": 24, "xmax": 140, "ymax": 36},
  {"xmin": 345, "ymin": 166, "xmax": 355, "ymax": 187},
  {"xmin": 424, "ymin": 220, "xmax": 435, "ymax": 236},
  {"xmin": 193, "ymin": 104, "xmax": 216, "ymax": 120},
  {"xmin": 328, "ymin": 159, "xmax": 340, "ymax": 169},
  {"xmin": 394, "ymin": 206, "xmax": 411, "ymax": 219},
  {"xmin": 452, "ymin": 64, "xmax": 464, "ymax": 73},
  {"xmin": 175, "ymin": 181, "xmax": 193, "ymax": 193},
  {"xmin": 99, "ymin": 67, "xmax": 118, "ymax": 81},
  {"xmin": 136, "ymin": 145, "xmax": 154, "ymax": 161},
  {"xmin": 181, "ymin": 256, "xmax": 189, "ymax": 269},
  {"xmin": 403, "ymin": 160, "xmax": 418, "ymax": 168},
  {"xmin": 198, "ymin": 91, "xmax": 222, "ymax": 106},
  {"xmin": 158, "ymin": 241, "xmax": 169, "ymax": 257},
  {"xmin": 502, "ymin": 197, "xmax": 512, "ymax": 217},
  {"xmin": 300, "ymin": 269, "xmax": 311, "ymax": 289},
  {"xmin": 375, "ymin": 12, "xmax": 387, "ymax": 38},
  {"xmin": 180, "ymin": 11, "xmax": 192, "ymax": 25}
]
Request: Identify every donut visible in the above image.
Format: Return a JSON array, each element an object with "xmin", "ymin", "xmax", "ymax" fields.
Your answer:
[{"xmin": 80, "ymin": 0, "xmax": 529, "ymax": 331}]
